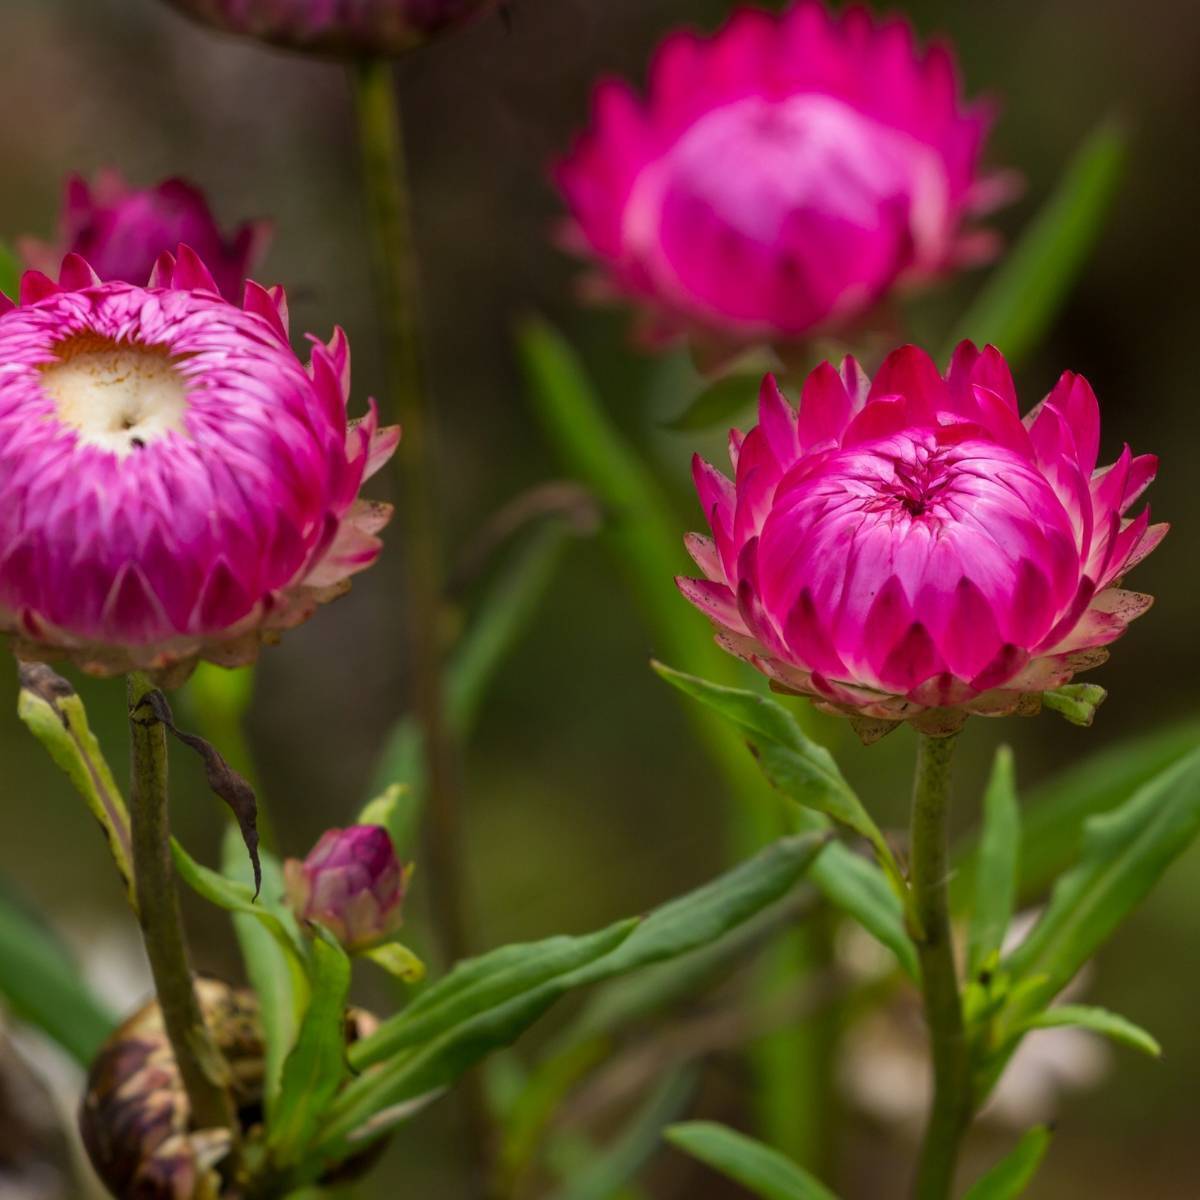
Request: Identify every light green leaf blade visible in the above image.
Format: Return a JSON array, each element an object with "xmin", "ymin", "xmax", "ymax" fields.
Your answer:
[
  {"xmin": 363, "ymin": 941, "xmax": 426, "ymax": 983},
  {"xmin": 962, "ymin": 1126, "xmax": 1052, "ymax": 1200},
  {"xmin": 268, "ymin": 930, "xmax": 353, "ymax": 1167},
  {"xmin": 666, "ymin": 1122, "xmax": 839, "ymax": 1200},
  {"xmin": 967, "ymin": 746, "xmax": 1020, "ymax": 979},
  {"xmin": 1003, "ymin": 746, "xmax": 1200, "ymax": 1019},
  {"xmin": 662, "ymin": 372, "xmax": 760, "ymax": 432},
  {"xmin": 0, "ymin": 241, "xmax": 19, "ymax": 299},
  {"xmin": 0, "ymin": 885, "xmax": 115, "ymax": 1065},
  {"xmin": 946, "ymin": 120, "xmax": 1128, "ymax": 367},
  {"xmin": 1017, "ymin": 1004, "xmax": 1160, "ymax": 1058}
]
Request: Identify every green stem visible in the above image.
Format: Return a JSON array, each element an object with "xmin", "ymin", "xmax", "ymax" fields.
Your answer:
[
  {"xmin": 127, "ymin": 672, "xmax": 237, "ymax": 1136},
  {"xmin": 910, "ymin": 731, "xmax": 970, "ymax": 1200}
]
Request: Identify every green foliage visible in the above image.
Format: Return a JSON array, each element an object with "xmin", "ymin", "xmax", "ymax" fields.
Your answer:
[
  {"xmin": 967, "ymin": 747, "xmax": 1020, "ymax": 978},
  {"xmin": 0, "ymin": 241, "xmax": 18, "ymax": 298},
  {"xmin": 1014, "ymin": 1004, "xmax": 1160, "ymax": 1058},
  {"xmin": 961, "ymin": 1127, "xmax": 1052, "ymax": 1200},
  {"xmin": 947, "ymin": 120, "xmax": 1128, "ymax": 366},
  {"xmin": 0, "ymin": 885, "xmax": 115, "ymax": 1065},
  {"xmin": 1042, "ymin": 683, "xmax": 1107, "ymax": 728},
  {"xmin": 662, "ymin": 371, "xmax": 761, "ymax": 432},
  {"xmin": 666, "ymin": 1122, "xmax": 840, "ymax": 1200},
  {"xmin": 268, "ymin": 930, "xmax": 353, "ymax": 1167}
]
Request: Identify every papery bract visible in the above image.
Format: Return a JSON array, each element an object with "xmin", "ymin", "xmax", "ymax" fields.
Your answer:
[
  {"xmin": 284, "ymin": 824, "xmax": 407, "ymax": 952},
  {"xmin": 0, "ymin": 248, "xmax": 398, "ymax": 682},
  {"xmin": 20, "ymin": 170, "xmax": 269, "ymax": 304},
  {"xmin": 679, "ymin": 343, "xmax": 1164, "ymax": 736},
  {"xmin": 555, "ymin": 2, "xmax": 1007, "ymax": 353},
  {"xmin": 163, "ymin": 0, "xmax": 499, "ymax": 55}
]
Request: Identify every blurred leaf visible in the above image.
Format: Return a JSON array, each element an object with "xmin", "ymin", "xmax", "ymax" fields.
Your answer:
[
  {"xmin": 0, "ymin": 241, "xmax": 18, "ymax": 298},
  {"xmin": 947, "ymin": 120, "xmax": 1128, "ymax": 366},
  {"xmin": 1042, "ymin": 683, "xmax": 1106, "ymax": 728},
  {"xmin": 1002, "ymin": 746, "xmax": 1200, "ymax": 1019},
  {"xmin": 952, "ymin": 718, "xmax": 1200, "ymax": 906},
  {"xmin": 662, "ymin": 372, "xmax": 760, "ymax": 432},
  {"xmin": 367, "ymin": 520, "xmax": 573, "ymax": 850},
  {"xmin": 548, "ymin": 1067, "xmax": 698, "ymax": 1200},
  {"xmin": 813, "ymin": 841, "xmax": 918, "ymax": 980},
  {"xmin": 665, "ymin": 1122, "xmax": 839, "ymax": 1200},
  {"xmin": 363, "ymin": 941, "xmax": 427, "ymax": 983},
  {"xmin": 0, "ymin": 885, "xmax": 114, "ymax": 1065},
  {"xmin": 17, "ymin": 664, "xmax": 135, "ymax": 907},
  {"xmin": 269, "ymin": 930, "xmax": 353, "ymax": 1167},
  {"xmin": 967, "ymin": 747, "xmax": 1020, "ymax": 979},
  {"xmin": 1015, "ymin": 1004, "xmax": 1160, "ymax": 1058},
  {"xmin": 961, "ymin": 1126, "xmax": 1052, "ymax": 1200},
  {"xmin": 653, "ymin": 663, "xmax": 908, "ymax": 900},
  {"xmin": 357, "ymin": 783, "xmax": 403, "ymax": 829},
  {"xmin": 221, "ymin": 826, "xmax": 310, "ymax": 1118}
]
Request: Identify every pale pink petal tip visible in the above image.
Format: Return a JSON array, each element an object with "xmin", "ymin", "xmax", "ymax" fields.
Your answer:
[{"xmin": 679, "ymin": 344, "xmax": 1163, "ymax": 736}]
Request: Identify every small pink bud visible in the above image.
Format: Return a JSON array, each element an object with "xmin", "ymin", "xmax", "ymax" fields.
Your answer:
[{"xmin": 285, "ymin": 826, "xmax": 408, "ymax": 952}]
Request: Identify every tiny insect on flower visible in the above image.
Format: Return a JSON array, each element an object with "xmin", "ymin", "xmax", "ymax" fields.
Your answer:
[
  {"xmin": 284, "ymin": 824, "xmax": 408, "ymax": 952},
  {"xmin": 678, "ymin": 343, "xmax": 1165, "ymax": 737},
  {"xmin": 0, "ymin": 247, "xmax": 399, "ymax": 683},
  {"xmin": 555, "ymin": 1, "xmax": 1011, "ymax": 356}
]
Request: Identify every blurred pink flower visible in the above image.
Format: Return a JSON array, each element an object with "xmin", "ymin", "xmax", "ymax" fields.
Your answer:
[
  {"xmin": 163, "ymin": 0, "xmax": 498, "ymax": 55},
  {"xmin": 0, "ymin": 248, "xmax": 398, "ymax": 682},
  {"xmin": 555, "ymin": 2, "xmax": 1008, "ymax": 353},
  {"xmin": 679, "ymin": 343, "xmax": 1165, "ymax": 736},
  {"xmin": 285, "ymin": 825, "xmax": 407, "ymax": 952},
  {"xmin": 20, "ymin": 170, "xmax": 269, "ymax": 304}
]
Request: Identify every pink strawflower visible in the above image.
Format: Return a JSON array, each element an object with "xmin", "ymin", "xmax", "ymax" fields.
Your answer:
[
  {"xmin": 20, "ymin": 170, "xmax": 269, "ymax": 305},
  {"xmin": 679, "ymin": 344, "xmax": 1165, "ymax": 737},
  {"xmin": 163, "ymin": 0, "xmax": 498, "ymax": 55},
  {"xmin": 284, "ymin": 825, "xmax": 407, "ymax": 952},
  {"xmin": 0, "ymin": 248, "xmax": 399, "ymax": 683},
  {"xmin": 555, "ymin": 3, "xmax": 1008, "ymax": 353}
]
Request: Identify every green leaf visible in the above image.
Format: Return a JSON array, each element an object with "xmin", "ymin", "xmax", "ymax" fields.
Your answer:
[
  {"xmin": 357, "ymin": 783, "xmax": 404, "ymax": 829},
  {"xmin": 1042, "ymin": 683, "xmax": 1107, "ymax": 728},
  {"xmin": 0, "ymin": 884, "xmax": 115, "ymax": 1065},
  {"xmin": 967, "ymin": 747, "xmax": 1020, "ymax": 979},
  {"xmin": 1016, "ymin": 1004, "xmax": 1160, "ymax": 1058},
  {"xmin": 548, "ymin": 1068, "xmax": 698, "ymax": 1200},
  {"xmin": 946, "ymin": 120, "xmax": 1128, "ymax": 367},
  {"xmin": 1003, "ymin": 746, "xmax": 1200, "ymax": 1020},
  {"xmin": 367, "ymin": 520, "xmax": 574, "ymax": 850},
  {"xmin": 662, "ymin": 372, "xmax": 760, "ymax": 432},
  {"xmin": 363, "ymin": 941, "xmax": 426, "ymax": 982},
  {"xmin": 652, "ymin": 662, "xmax": 907, "ymax": 898},
  {"xmin": 220, "ymin": 825, "xmax": 310, "ymax": 1118},
  {"xmin": 961, "ymin": 1126, "xmax": 1052, "ymax": 1200},
  {"xmin": 17, "ymin": 665, "xmax": 135, "ymax": 908},
  {"xmin": 953, "ymin": 718, "xmax": 1200, "ymax": 906},
  {"xmin": 268, "ymin": 930, "xmax": 353, "ymax": 1167},
  {"xmin": 0, "ymin": 241, "xmax": 19, "ymax": 299},
  {"xmin": 665, "ymin": 1122, "xmax": 839, "ymax": 1200}
]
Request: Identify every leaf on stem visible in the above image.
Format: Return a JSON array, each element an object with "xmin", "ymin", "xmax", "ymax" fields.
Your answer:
[
  {"xmin": 1014, "ymin": 1004, "xmax": 1160, "ymax": 1058},
  {"xmin": 967, "ymin": 746, "xmax": 1020, "ymax": 979},
  {"xmin": 661, "ymin": 371, "xmax": 763, "ymax": 432},
  {"xmin": 961, "ymin": 1126, "xmax": 1052, "ymax": 1200},
  {"xmin": 0, "ymin": 241, "xmax": 18, "ymax": 299},
  {"xmin": 665, "ymin": 1121, "xmax": 840, "ymax": 1200}
]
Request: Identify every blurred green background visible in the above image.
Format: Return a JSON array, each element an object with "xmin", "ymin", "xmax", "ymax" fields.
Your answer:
[{"xmin": 0, "ymin": 0, "xmax": 1197, "ymax": 1196}]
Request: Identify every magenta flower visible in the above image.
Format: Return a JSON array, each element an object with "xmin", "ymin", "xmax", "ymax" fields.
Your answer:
[
  {"xmin": 555, "ymin": 3, "xmax": 1007, "ymax": 353},
  {"xmin": 163, "ymin": 0, "xmax": 498, "ymax": 55},
  {"xmin": 679, "ymin": 344, "xmax": 1165, "ymax": 735},
  {"xmin": 0, "ymin": 248, "xmax": 399, "ymax": 682},
  {"xmin": 284, "ymin": 825, "xmax": 407, "ymax": 952},
  {"xmin": 20, "ymin": 170, "xmax": 269, "ymax": 305}
]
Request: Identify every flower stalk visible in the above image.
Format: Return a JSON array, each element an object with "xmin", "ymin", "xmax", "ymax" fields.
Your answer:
[
  {"xmin": 909, "ymin": 731, "xmax": 970, "ymax": 1200},
  {"xmin": 127, "ymin": 671, "xmax": 238, "ymax": 1138}
]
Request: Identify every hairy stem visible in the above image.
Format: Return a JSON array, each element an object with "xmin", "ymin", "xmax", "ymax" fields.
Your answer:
[
  {"xmin": 910, "ymin": 731, "xmax": 970, "ymax": 1200},
  {"xmin": 127, "ymin": 672, "xmax": 237, "ymax": 1135}
]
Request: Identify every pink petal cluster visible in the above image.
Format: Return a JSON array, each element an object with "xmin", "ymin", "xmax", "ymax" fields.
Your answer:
[
  {"xmin": 680, "ymin": 344, "xmax": 1165, "ymax": 735},
  {"xmin": 164, "ymin": 0, "xmax": 498, "ymax": 55},
  {"xmin": 555, "ymin": 2, "xmax": 1006, "ymax": 350},
  {"xmin": 20, "ymin": 170, "xmax": 269, "ymax": 305},
  {"xmin": 284, "ymin": 825, "xmax": 407, "ymax": 952},
  {"xmin": 0, "ymin": 248, "xmax": 398, "ymax": 682}
]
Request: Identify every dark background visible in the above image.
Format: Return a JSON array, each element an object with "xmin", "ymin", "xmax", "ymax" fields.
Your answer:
[{"xmin": 1, "ymin": 0, "xmax": 1198, "ymax": 1196}]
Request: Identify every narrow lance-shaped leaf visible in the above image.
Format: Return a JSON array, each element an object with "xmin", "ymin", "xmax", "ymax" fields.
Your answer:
[
  {"xmin": 268, "ymin": 929, "xmax": 353, "ymax": 1167},
  {"xmin": 1013, "ymin": 1004, "xmax": 1160, "ymax": 1059},
  {"xmin": 17, "ymin": 664, "xmax": 135, "ymax": 908},
  {"xmin": 961, "ymin": 1126, "xmax": 1052, "ymax": 1200},
  {"xmin": 946, "ymin": 120, "xmax": 1128, "ymax": 367},
  {"xmin": 967, "ymin": 746, "xmax": 1020, "ymax": 979},
  {"xmin": 665, "ymin": 1122, "xmax": 840, "ymax": 1200},
  {"xmin": 662, "ymin": 371, "xmax": 762, "ymax": 432},
  {"xmin": 0, "ymin": 241, "xmax": 19, "ymax": 299},
  {"xmin": 1002, "ymin": 747, "xmax": 1200, "ymax": 1021}
]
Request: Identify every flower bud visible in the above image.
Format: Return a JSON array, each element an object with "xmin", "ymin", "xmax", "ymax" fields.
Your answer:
[
  {"xmin": 163, "ymin": 0, "xmax": 499, "ymax": 57},
  {"xmin": 284, "ymin": 825, "xmax": 407, "ymax": 952}
]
